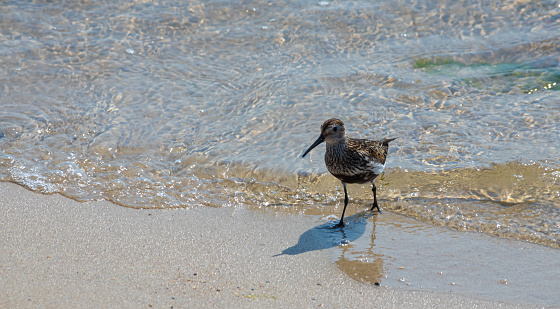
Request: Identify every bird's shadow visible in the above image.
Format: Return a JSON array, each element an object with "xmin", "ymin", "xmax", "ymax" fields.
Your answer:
[{"xmin": 274, "ymin": 211, "xmax": 376, "ymax": 256}]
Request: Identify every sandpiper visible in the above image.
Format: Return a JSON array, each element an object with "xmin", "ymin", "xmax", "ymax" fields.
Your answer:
[{"xmin": 302, "ymin": 118, "xmax": 396, "ymax": 228}]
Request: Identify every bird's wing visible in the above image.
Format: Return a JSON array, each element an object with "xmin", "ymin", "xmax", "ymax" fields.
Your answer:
[{"xmin": 366, "ymin": 141, "xmax": 389, "ymax": 164}]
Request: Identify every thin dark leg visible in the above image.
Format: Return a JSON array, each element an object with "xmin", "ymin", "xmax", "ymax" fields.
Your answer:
[
  {"xmin": 370, "ymin": 182, "xmax": 381, "ymax": 213},
  {"xmin": 335, "ymin": 182, "xmax": 348, "ymax": 227}
]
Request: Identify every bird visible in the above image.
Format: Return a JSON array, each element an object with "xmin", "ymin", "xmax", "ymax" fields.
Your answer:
[{"xmin": 302, "ymin": 118, "xmax": 396, "ymax": 228}]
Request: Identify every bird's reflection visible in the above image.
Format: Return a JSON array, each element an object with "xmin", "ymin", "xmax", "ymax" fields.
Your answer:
[{"xmin": 274, "ymin": 210, "xmax": 385, "ymax": 284}]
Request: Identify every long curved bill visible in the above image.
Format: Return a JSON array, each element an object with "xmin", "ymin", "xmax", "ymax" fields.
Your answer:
[{"xmin": 302, "ymin": 134, "xmax": 325, "ymax": 157}]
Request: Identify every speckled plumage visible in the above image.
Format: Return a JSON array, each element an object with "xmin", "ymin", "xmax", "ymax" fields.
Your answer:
[{"xmin": 302, "ymin": 118, "xmax": 396, "ymax": 227}]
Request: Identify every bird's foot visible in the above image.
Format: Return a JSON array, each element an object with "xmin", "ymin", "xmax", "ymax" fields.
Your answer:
[
  {"xmin": 370, "ymin": 203, "xmax": 382, "ymax": 213},
  {"xmin": 333, "ymin": 220, "xmax": 345, "ymax": 228}
]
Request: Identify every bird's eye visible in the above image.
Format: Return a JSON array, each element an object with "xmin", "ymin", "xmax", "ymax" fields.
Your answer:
[{"xmin": 333, "ymin": 127, "xmax": 338, "ymax": 132}]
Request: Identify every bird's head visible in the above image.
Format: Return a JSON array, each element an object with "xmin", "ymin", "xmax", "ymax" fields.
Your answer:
[
  {"xmin": 320, "ymin": 118, "xmax": 345, "ymax": 143},
  {"xmin": 302, "ymin": 118, "xmax": 346, "ymax": 157}
]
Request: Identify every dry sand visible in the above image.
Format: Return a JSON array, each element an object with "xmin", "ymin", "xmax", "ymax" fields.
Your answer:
[{"xmin": 0, "ymin": 181, "xmax": 537, "ymax": 308}]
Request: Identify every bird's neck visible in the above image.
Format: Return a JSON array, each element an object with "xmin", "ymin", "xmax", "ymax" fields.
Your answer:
[
  {"xmin": 325, "ymin": 136, "xmax": 346, "ymax": 146},
  {"xmin": 325, "ymin": 138, "xmax": 347, "ymax": 155}
]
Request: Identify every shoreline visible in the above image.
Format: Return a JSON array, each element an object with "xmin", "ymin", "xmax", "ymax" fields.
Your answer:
[{"xmin": 0, "ymin": 182, "xmax": 537, "ymax": 308}]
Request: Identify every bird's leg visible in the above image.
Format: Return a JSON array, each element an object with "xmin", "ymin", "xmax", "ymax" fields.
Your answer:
[
  {"xmin": 335, "ymin": 182, "xmax": 348, "ymax": 228},
  {"xmin": 370, "ymin": 182, "xmax": 381, "ymax": 213}
]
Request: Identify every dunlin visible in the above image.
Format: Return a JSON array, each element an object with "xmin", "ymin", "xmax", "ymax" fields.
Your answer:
[{"xmin": 302, "ymin": 118, "xmax": 396, "ymax": 227}]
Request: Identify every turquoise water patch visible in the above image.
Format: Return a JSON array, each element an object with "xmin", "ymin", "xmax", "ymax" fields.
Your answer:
[{"xmin": 414, "ymin": 57, "xmax": 560, "ymax": 94}]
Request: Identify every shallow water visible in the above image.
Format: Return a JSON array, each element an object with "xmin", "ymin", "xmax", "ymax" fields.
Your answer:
[
  {"xmin": 270, "ymin": 207, "xmax": 560, "ymax": 306},
  {"xmin": 318, "ymin": 211, "xmax": 560, "ymax": 306},
  {"xmin": 1, "ymin": 0, "xmax": 559, "ymax": 272}
]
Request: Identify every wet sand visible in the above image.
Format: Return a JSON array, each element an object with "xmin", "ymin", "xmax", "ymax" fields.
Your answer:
[{"xmin": 0, "ymin": 182, "xmax": 538, "ymax": 308}]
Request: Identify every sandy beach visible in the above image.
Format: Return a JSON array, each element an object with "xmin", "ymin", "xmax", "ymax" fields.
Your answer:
[{"xmin": 0, "ymin": 181, "xmax": 540, "ymax": 308}]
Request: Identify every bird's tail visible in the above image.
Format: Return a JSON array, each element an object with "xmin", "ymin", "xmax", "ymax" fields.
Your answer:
[{"xmin": 382, "ymin": 137, "xmax": 398, "ymax": 146}]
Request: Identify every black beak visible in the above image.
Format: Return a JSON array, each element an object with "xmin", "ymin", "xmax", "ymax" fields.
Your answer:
[{"xmin": 302, "ymin": 134, "xmax": 325, "ymax": 157}]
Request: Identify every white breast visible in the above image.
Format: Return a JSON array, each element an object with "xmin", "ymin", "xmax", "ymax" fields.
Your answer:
[{"xmin": 367, "ymin": 161, "xmax": 385, "ymax": 175}]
